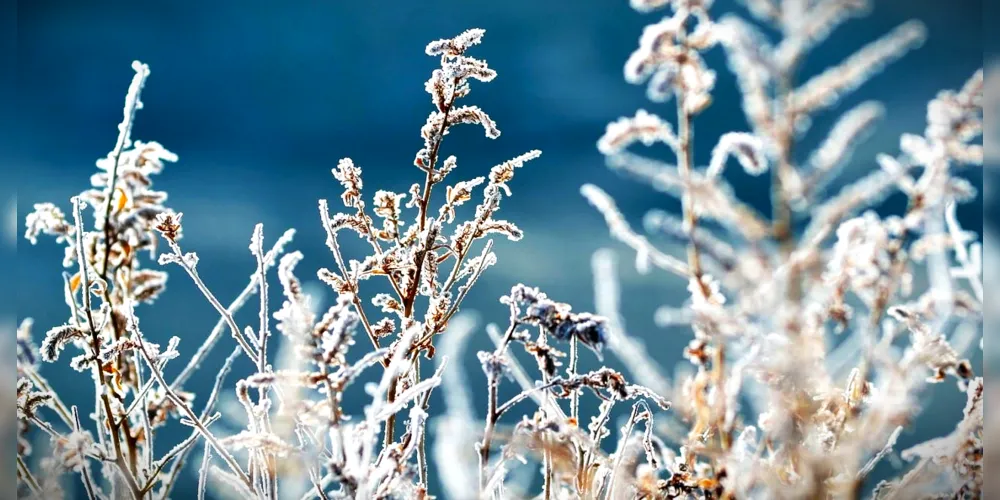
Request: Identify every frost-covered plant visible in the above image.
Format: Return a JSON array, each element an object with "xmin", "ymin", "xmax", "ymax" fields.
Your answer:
[
  {"xmin": 17, "ymin": 29, "xmax": 542, "ymax": 500},
  {"xmin": 474, "ymin": 284, "xmax": 670, "ymax": 499},
  {"xmin": 15, "ymin": 6, "xmax": 985, "ymax": 500},
  {"xmin": 580, "ymin": 0, "xmax": 984, "ymax": 498}
]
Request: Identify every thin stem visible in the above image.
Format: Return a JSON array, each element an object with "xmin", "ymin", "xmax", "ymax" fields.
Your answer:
[
  {"xmin": 478, "ymin": 320, "xmax": 519, "ymax": 494},
  {"xmin": 440, "ymin": 240, "xmax": 494, "ymax": 327},
  {"xmin": 163, "ymin": 239, "xmax": 259, "ymax": 365},
  {"xmin": 540, "ymin": 330, "xmax": 554, "ymax": 500},
  {"xmin": 131, "ymin": 318, "xmax": 255, "ymax": 492},
  {"xmin": 495, "ymin": 379, "xmax": 564, "ymax": 417},
  {"xmin": 569, "ymin": 334, "xmax": 585, "ymax": 493},
  {"xmin": 773, "ymin": 70, "xmax": 801, "ymax": 303},
  {"xmin": 405, "ymin": 77, "xmax": 460, "ymax": 319},
  {"xmin": 403, "ymin": 218, "xmax": 440, "ymax": 318},
  {"xmin": 139, "ymin": 414, "xmax": 221, "ymax": 495},
  {"xmin": 479, "ymin": 373, "xmax": 500, "ymax": 494},
  {"xmin": 73, "ymin": 406, "xmax": 101, "ymax": 500},
  {"xmin": 676, "ymin": 97, "xmax": 705, "ymax": 285},
  {"xmin": 415, "ymin": 356, "xmax": 429, "ymax": 488},
  {"xmin": 96, "ymin": 68, "xmax": 147, "ymax": 478},
  {"xmin": 318, "ymin": 200, "xmax": 386, "ymax": 361},
  {"xmin": 605, "ymin": 403, "xmax": 642, "ymax": 500},
  {"xmin": 386, "ymin": 222, "xmax": 441, "ymax": 447},
  {"xmin": 712, "ymin": 344, "xmax": 732, "ymax": 451},
  {"xmin": 100, "ymin": 62, "xmax": 148, "ymax": 283},
  {"xmin": 251, "ymin": 229, "xmax": 279, "ymax": 500},
  {"xmin": 17, "ymin": 455, "xmax": 42, "ymax": 496},
  {"xmin": 416, "ymin": 79, "xmax": 459, "ymax": 233},
  {"xmin": 159, "ymin": 346, "xmax": 241, "ymax": 499},
  {"xmin": 569, "ymin": 335, "xmax": 580, "ymax": 423},
  {"xmin": 131, "ymin": 350, "xmax": 155, "ymax": 473},
  {"xmin": 71, "ymin": 197, "xmax": 143, "ymax": 500},
  {"xmin": 197, "ymin": 444, "xmax": 213, "ymax": 500},
  {"xmin": 309, "ymin": 469, "xmax": 331, "ymax": 500},
  {"xmin": 102, "ymin": 396, "xmax": 144, "ymax": 500},
  {"xmin": 544, "ymin": 452, "xmax": 553, "ymax": 500},
  {"xmin": 171, "ymin": 229, "xmax": 294, "ymax": 389},
  {"xmin": 118, "ymin": 361, "xmax": 166, "ymax": 427},
  {"xmin": 583, "ymin": 400, "xmax": 615, "ymax": 474}
]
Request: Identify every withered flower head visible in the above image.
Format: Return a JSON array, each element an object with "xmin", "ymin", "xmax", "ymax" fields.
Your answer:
[{"xmin": 153, "ymin": 211, "xmax": 183, "ymax": 242}]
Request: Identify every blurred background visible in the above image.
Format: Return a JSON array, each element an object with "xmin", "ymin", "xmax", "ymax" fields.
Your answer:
[{"xmin": 9, "ymin": 0, "xmax": 985, "ymax": 498}]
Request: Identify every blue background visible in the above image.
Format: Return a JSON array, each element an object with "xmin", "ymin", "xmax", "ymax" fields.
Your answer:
[{"xmin": 10, "ymin": 0, "xmax": 984, "ymax": 497}]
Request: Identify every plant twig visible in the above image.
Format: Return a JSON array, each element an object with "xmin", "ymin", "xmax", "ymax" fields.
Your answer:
[{"xmin": 129, "ymin": 311, "xmax": 256, "ymax": 493}]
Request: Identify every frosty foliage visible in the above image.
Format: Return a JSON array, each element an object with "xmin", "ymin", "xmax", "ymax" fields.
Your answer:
[
  {"xmin": 582, "ymin": 0, "xmax": 984, "ymax": 499},
  {"xmin": 17, "ymin": 29, "xmax": 545, "ymax": 500},
  {"xmin": 15, "ymin": 5, "xmax": 985, "ymax": 500}
]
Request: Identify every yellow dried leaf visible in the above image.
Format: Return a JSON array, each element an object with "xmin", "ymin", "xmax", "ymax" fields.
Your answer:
[{"xmin": 116, "ymin": 187, "xmax": 128, "ymax": 212}]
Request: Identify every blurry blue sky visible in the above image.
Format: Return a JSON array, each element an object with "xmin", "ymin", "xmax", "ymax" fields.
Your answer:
[{"xmin": 10, "ymin": 0, "xmax": 984, "ymax": 497}]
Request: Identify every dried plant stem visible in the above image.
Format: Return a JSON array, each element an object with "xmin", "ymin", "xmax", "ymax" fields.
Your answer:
[
  {"xmin": 119, "ymin": 360, "xmax": 167, "ymax": 426},
  {"xmin": 774, "ymin": 72, "xmax": 803, "ymax": 303},
  {"xmin": 542, "ymin": 409, "xmax": 554, "ymax": 499},
  {"xmin": 605, "ymin": 403, "xmax": 643, "ymax": 500},
  {"xmin": 131, "ymin": 322, "xmax": 255, "ymax": 493},
  {"xmin": 537, "ymin": 328, "xmax": 555, "ymax": 500},
  {"xmin": 97, "ymin": 67, "xmax": 148, "ymax": 479},
  {"xmin": 163, "ymin": 240, "xmax": 260, "ymax": 365},
  {"xmin": 583, "ymin": 400, "xmax": 614, "ymax": 475},
  {"xmin": 479, "ymin": 320, "xmax": 519, "ymax": 493},
  {"xmin": 675, "ymin": 96, "xmax": 707, "ymax": 295},
  {"xmin": 171, "ymin": 229, "xmax": 294, "ymax": 389},
  {"xmin": 251, "ymin": 230, "xmax": 279, "ymax": 500},
  {"xmin": 414, "ymin": 356, "xmax": 429, "ymax": 488},
  {"xmin": 72, "ymin": 197, "xmax": 144, "ymax": 500},
  {"xmin": 132, "ymin": 351, "xmax": 155, "ymax": 473},
  {"xmin": 494, "ymin": 380, "xmax": 562, "ymax": 417},
  {"xmin": 569, "ymin": 335, "xmax": 580, "ymax": 422},
  {"xmin": 352, "ymin": 293, "xmax": 384, "ymax": 354},
  {"xmin": 384, "ymin": 135, "xmax": 451, "ymax": 476},
  {"xmin": 713, "ymin": 344, "xmax": 732, "ymax": 451},
  {"xmin": 318, "ymin": 200, "xmax": 386, "ymax": 360},
  {"xmin": 79, "ymin": 467, "xmax": 101, "ymax": 500},
  {"xmin": 415, "ymin": 78, "xmax": 459, "ymax": 234},
  {"xmin": 440, "ymin": 240, "xmax": 494, "ymax": 326},
  {"xmin": 544, "ymin": 453, "xmax": 554, "ymax": 500},
  {"xmin": 103, "ymin": 395, "xmax": 143, "ymax": 499},
  {"xmin": 100, "ymin": 63, "xmax": 147, "ymax": 283},
  {"xmin": 197, "ymin": 445, "xmax": 212, "ymax": 500},
  {"xmin": 309, "ymin": 469, "xmax": 331, "ymax": 500},
  {"xmin": 405, "ymin": 78, "xmax": 459, "ymax": 319},
  {"xmin": 390, "ymin": 121, "xmax": 454, "ymax": 445},
  {"xmin": 159, "ymin": 349, "xmax": 242, "ymax": 498},
  {"xmin": 569, "ymin": 334, "xmax": 586, "ymax": 493},
  {"xmin": 383, "ymin": 367, "xmax": 401, "ymax": 448},
  {"xmin": 73, "ymin": 406, "xmax": 101, "ymax": 500},
  {"xmin": 478, "ymin": 376, "xmax": 500, "ymax": 493},
  {"xmin": 140, "ymin": 415, "xmax": 220, "ymax": 495},
  {"xmin": 17, "ymin": 455, "xmax": 42, "ymax": 496},
  {"xmin": 318, "ymin": 361, "xmax": 351, "ymax": 496}
]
